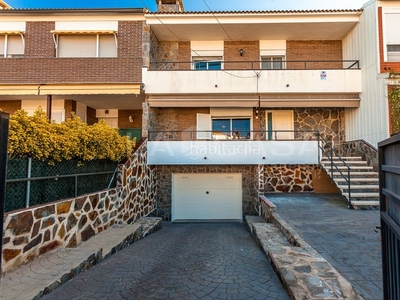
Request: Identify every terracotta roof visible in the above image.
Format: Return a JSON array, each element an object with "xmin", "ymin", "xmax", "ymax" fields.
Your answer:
[{"xmin": 0, "ymin": 0, "xmax": 12, "ymax": 9}]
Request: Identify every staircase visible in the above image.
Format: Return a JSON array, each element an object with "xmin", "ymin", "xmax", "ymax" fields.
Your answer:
[{"xmin": 321, "ymin": 156, "xmax": 380, "ymax": 209}]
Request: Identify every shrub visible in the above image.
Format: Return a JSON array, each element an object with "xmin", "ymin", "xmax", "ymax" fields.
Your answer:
[{"xmin": 8, "ymin": 108, "xmax": 134, "ymax": 163}]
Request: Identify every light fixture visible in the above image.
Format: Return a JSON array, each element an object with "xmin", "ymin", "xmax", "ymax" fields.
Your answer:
[
  {"xmin": 128, "ymin": 115, "xmax": 133, "ymax": 123},
  {"xmin": 239, "ymin": 49, "xmax": 243, "ymax": 56}
]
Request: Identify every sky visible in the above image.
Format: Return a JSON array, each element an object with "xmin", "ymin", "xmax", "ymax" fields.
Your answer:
[{"xmin": 5, "ymin": 0, "xmax": 369, "ymax": 11}]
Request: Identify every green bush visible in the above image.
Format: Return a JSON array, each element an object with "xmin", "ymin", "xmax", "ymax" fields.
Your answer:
[{"xmin": 8, "ymin": 108, "xmax": 134, "ymax": 164}]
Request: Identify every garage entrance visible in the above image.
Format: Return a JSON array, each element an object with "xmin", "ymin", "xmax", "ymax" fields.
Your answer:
[{"xmin": 172, "ymin": 173, "xmax": 242, "ymax": 222}]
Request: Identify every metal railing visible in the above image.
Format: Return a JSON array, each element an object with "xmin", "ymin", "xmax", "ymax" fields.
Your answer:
[
  {"xmin": 149, "ymin": 60, "xmax": 360, "ymax": 71},
  {"xmin": 5, "ymin": 158, "xmax": 118, "ymax": 212},
  {"xmin": 317, "ymin": 134, "xmax": 352, "ymax": 208},
  {"xmin": 148, "ymin": 130, "xmax": 319, "ymax": 142}
]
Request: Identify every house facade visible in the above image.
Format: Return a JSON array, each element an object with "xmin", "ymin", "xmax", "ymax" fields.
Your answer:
[
  {"xmin": 1, "ymin": 0, "xmax": 399, "ymax": 221},
  {"xmin": 143, "ymin": 1, "xmax": 364, "ymax": 220},
  {"xmin": 0, "ymin": 7, "xmax": 145, "ymax": 138}
]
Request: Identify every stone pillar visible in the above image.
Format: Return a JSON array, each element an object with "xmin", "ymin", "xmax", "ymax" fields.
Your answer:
[
  {"xmin": 142, "ymin": 102, "xmax": 150, "ymax": 138},
  {"xmin": 156, "ymin": 0, "xmax": 184, "ymax": 12}
]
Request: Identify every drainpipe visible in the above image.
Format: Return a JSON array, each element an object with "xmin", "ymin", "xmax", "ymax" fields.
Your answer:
[{"xmin": 46, "ymin": 95, "xmax": 52, "ymax": 121}]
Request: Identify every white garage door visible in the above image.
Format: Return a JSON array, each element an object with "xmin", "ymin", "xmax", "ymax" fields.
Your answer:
[{"xmin": 172, "ymin": 173, "xmax": 242, "ymax": 222}]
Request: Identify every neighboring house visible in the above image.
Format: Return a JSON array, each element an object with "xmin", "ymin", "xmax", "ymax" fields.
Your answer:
[
  {"xmin": 344, "ymin": 0, "xmax": 400, "ymax": 148},
  {"xmin": 0, "ymin": 8, "xmax": 145, "ymax": 138},
  {"xmin": 0, "ymin": 0, "xmax": 11, "ymax": 10}
]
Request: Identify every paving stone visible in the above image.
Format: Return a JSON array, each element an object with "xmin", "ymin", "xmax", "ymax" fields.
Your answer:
[{"xmin": 40, "ymin": 222, "xmax": 289, "ymax": 300}]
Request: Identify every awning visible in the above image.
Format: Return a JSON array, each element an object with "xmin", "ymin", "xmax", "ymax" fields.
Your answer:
[
  {"xmin": 50, "ymin": 30, "xmax": 116, "ymax": 35},
  {"xmin": 0, "ymin": 31, "xmax": 25, "ymax": 35},
  {"xmin": 0, "ymin": 83, "xmax": 141, "ymax": 95}
]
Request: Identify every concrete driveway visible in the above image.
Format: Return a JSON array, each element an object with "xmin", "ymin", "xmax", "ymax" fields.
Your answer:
[{"xmin": 43, "ymin": 222, "xmax": 290, "ymax": 300}]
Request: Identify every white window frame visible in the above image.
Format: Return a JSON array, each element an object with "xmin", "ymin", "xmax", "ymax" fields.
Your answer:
[
  {"xmin": 382, "ymin": 8, "xmax": 400, "ymax": 62},
  {"xmin": 192, "ymin": 56, "xmax": 223, "ymax": 70},
  {"xmin": 261, "ymin": 56, "xmax": 285, "ymax": 70},
  {"xmin": 265, "ymin": 110, "xmax": 294, "ymax": 140},
  {"xmin": 211, "ymin": 117, "xmax": 252, "ymax": 140},
  {"xmin": 54, "ymin": 32, "xmax": 118, "ymax": 58},
  {"xmin": 0, "ymin": 32, "xmax": 25, "ymax": 58}
]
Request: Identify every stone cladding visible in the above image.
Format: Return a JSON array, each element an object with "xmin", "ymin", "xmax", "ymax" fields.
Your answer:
[
  {"xmin": 155, "ymin": 165, "xmax": 258, "ymax": 220},
  {"xmin": 294, "ymin": 108, "xmax": 345, "ymax": 150},
  {"xmin": 2, "ymin": 140, "xmax": 156, "ymax": 274},
  {"xmin": 265, "ymin": 165, "xmax": 318, "ymax": 193},
  {"xmin": 340, "ymin": 140, "xmax": 379, "ymax": 171}
]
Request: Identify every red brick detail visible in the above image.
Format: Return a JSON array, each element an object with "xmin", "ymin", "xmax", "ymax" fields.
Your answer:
[
  {"xmin": 178, "ymin": 108, "xmax": 210, "ymax": 130},
  {"xmin": 118, "ymin": 109, "xmax": 142, "ymax": 129},
  {"xmin": 378, "ymin": 7, "xmax": 400, "ymax": 73},
  {"xmin": 87, "ymin": 106, "xmax": 97, "ymax": 125},
  {"xmin": 25, "ymin": 22, "xmax": 55, "ymax": 58},
  {"xmin": 64, "ymin": 100, "xmax": 77, "ymax": 119},
  {"xmin": 0, "ymin": 21, "xmax": 143, "ymax": 83},
  {"xmin": 224, "ymin": 41, "xmax": 260, "ymax": 70},
  {"xmin": 178, "ymin": 42, "xmax": 190, "ymax": 70},
  {"xmin": 0, "ymin": 100, "xmax": 21, "ymax": 114},
  {"xmin": 286, "ymin": 40, "xmax": 343, "ymax": 69}
]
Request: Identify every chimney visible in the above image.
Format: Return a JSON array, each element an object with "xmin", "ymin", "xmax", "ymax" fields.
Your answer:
[{"xmin": 156, "ymin": 0, "xmax": 184, "ymax": 12}]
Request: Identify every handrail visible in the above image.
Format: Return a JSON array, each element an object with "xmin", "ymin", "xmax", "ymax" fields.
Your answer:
[
  {"xmin": 149, "ymin": 60, "xmax": 360, "ymax": 71},
  {"xmin": 148, "ymin": 130, "xmax": 319, "ymax": 141},
  {"xmin": 317, "ymin": 133, "xmax": 353, "ymax": 208}
]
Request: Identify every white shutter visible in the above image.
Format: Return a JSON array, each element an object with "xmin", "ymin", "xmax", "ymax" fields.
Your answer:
[{"xmin": 196, "ymin": 113, "xmax": 212, "ymax": 140}]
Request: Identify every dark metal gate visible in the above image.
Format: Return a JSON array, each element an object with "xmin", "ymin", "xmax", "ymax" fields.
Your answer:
[
  {"xmin": 379, "ymin": 133, "xmax": 400, "ymax": 300},
  {"xmin": 0, "ymin": 112, "xmax": 10, "ymax": 277}
]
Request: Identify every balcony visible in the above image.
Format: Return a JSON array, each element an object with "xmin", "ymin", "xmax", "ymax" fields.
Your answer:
[
  {"xmin": 144, "ymin": 60, "xmax": 361, "ymax": 107},
  {"xmin": 147, "ymin": 130, "xmax": 321, "ymax": 165}
]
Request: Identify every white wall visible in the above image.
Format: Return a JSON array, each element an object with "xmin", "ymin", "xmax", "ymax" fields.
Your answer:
[
  {"xmin": 342, "ymin": 0, "xmax": 390, "ymax": 147},
  {"xmin": 147, "ymin": 141, "xmax": 319, "ymax": 165}
]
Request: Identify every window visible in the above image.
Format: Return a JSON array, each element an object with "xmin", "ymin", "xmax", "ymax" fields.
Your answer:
[
  {"xmin": 212, "ymin": 118, "xmax": 251, "ymax": 140},
  {"xmin": 0, "ymin": 34, "xmax": 24, "ymax": 58},
  {"xmin": 261, "ymin": 56, "xmax": 284, "ymax": 70},
  {"xmin": 55, "ymin": 33, "xmax": 117, "ymax": 58},
  {"xmin": 193, "ymin": 57, "xmax": 222, "ymax": 70},
  {"xmin": 387, "ymin": 44, "xmax": 400, "ymax": 62},
  {"xmin": 384, "ymin": 11, "xmax": 400, "ymax": 62}
]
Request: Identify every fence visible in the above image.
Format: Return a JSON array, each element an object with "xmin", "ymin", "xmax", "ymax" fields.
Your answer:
[
  {"xmin": 378, "ymin": 133, "xmax": 400, "ymax": 300},
  {"xmin": 5, "ymin": 158, "xmax": 118, "ymax": 212}
]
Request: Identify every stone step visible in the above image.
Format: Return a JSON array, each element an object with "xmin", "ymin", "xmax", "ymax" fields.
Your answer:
[
  {"xmin": 351, "ymin": 200, "xmax": 380, "ymax": 208},
  {"xmin": 338, "ymin": 185, "xmax": 379, "ymax": 193},
  {"xmin": 324, "ymin": 165, "xmax": 373, "ymax": 171},
  {"xmin": 344, "ymin": 192, "xmax": 380, "ymax": 200},
  {"xmin": 322, "ymin": 156, "xmax": 362, "ymax": 161},
  {"xmin": 332, "ymin": 171, "xmax": 378, "ymax": 178},
  {"xmin": 334, "ymin": 178, "xmax": 379, "ymax": 184},
  {"xmin": 321, "ymin": 160, "xmax": 367, "ymax": 165}
]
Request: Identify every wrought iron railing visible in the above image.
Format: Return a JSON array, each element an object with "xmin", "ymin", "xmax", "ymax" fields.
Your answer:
[
  {"xmin": 318, "ymin": 134, "xmax": 352, "ymax": 208},
  {"xmin": 149, "ymin": 60, "xmax": 360, "ymax": 71}
]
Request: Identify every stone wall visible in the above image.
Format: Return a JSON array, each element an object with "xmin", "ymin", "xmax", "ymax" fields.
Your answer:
[
  {"xmin": 2, "ymin": 140, "xmax": 156, "ymax": 274},
  {"xmin": 340, "ymin": 140, "xmax": 379, "ymax": 171},
  {"xmin": 155, "ymin": 165, "xmax": 258, "ymax": 220},
  {"xmin": 265, "ymin": 165, "xmax": 318, "ymax": 193},
  {"xmin": 294, "ymin": 108, "xmax": 345, "ymax": 149}
]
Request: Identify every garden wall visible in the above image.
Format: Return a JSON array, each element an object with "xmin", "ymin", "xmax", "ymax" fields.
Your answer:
[{"xmin": 1, "ymin": 140, "xmax": 156, "ymax": 274}]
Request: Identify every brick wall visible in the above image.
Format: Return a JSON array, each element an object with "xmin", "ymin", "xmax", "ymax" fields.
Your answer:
[
  {"xmin": 118, "ymin": 109, "xmax": 142, "ymax": 128},
  {"xmin": 378, "ymin": 7, "xmax": 400, "ymax": 73},
  {"xmin": 25, "ymin": 22, "xmax": 55, "ymax": 58},
  {"xmin": 286, "ymin": 40, "xmax": 343, "ymax": 69},
  {"xmin": 224, "ymin": 41, "xmax": 259, "ymax": 70},
  {"xmin": 0, "ymin": 21, "xmax": 143, "ymax": 83},
  {"xmin": 87, "ymin": 106, "xmax": 97, "ymax": 125},
  {"xmin": 64, "ymin": 100, "xmax": 76, "ymax": 119},
  {"xmin": 0, "ymin": 100, "xmax": 21, "ymax": 114},
  {"xmin": 178, "ymin": 41, "xmax": 190, "ymax": 70}
]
